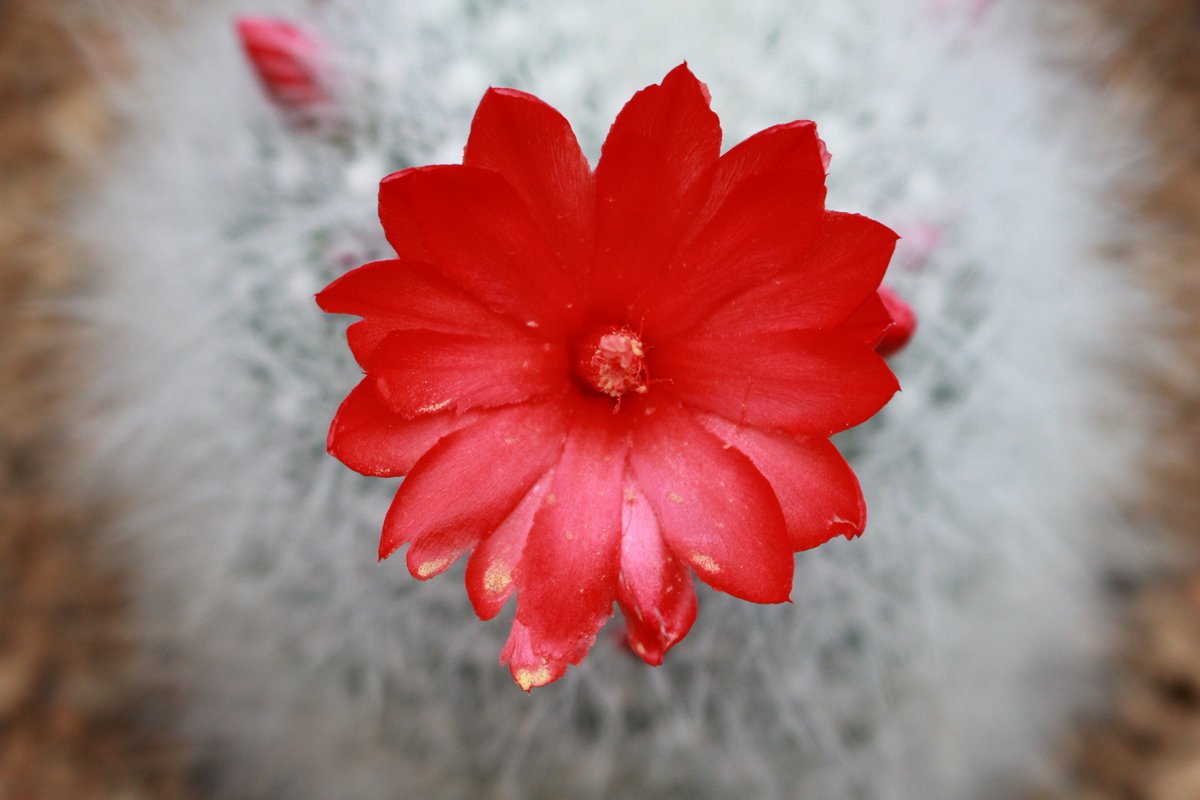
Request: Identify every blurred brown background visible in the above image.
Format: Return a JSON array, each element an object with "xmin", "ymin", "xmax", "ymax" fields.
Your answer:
[
  {"xmin": 0, "ymin": 1, "xmax": 1197, "ymax": 798},
  {"xmin": 0, "ymin": 4, "xmax": 191, "ymax": 799}
]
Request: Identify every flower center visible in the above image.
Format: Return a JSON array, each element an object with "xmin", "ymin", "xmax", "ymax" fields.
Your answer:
[{"xmin": 573, "ymin": 325, "xmax": 648, "ymax": 399}]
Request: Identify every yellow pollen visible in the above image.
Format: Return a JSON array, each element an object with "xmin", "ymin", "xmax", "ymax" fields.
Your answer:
[
  {"xmin": 515, "ymin": 664, "xmax": 552, "ymax": 691},
  {"xmin": 416, "ymin": 558, "xmax": 450, "ymax": 578},
  {"xmin": 415, "ymin": 398, "xmax": 452, "ymax": 414},
  {"xmin": 691, "ymin": 553, "xmax": 721, "ymax": 574},
  {"xmin": 667, "ymin": 491, "xmax": 685, "ymax": 505},
  {"xmin": 483, "ymin": 561, "xmax": 511, "ymax": 594}
]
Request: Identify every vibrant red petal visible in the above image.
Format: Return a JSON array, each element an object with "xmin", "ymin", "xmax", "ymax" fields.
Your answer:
[
  {"xmin": 654, "ymin": 329, "xmax": 899, "ymax": 436},
  {"xmin": 464, "ymin": 469, "xmax": 554, "ymax": 620},
  {"xmin": 370, "ymin": 170, "xmax": 434, "ymax": 262},
  {"xmin": 378, "ymin": 165, "xmax": 581, "ymax": 332},
  {"xmin": 640, "ymin": 168, "xmax": 826, "ymax": 341},
  {"xmin": 875, "ymin": 285, "xmax": 918, "ymax": 357},
  {"xmin": 365, "ymin": 328, "xmax": 567, "ymax": 418},
  {"xmin": 701, "ymin": 120, "xmax": 828, "ymax": 223},
  {"xmin": 591, "ymin": 64, "xmax": 721, "ymax": 315},
  {"xmin": 327, "ymin": 378, "xmax": 480, "ymax": 477},
  {"xmin": 317, "ymin": 259, "xmax": 517, "ymax": 330},
  {"xmin": 464, "ymin": 87, "xmax": 595, "ymax": 272},
  {"xmin": 318, "ymin": 260, "xmax": 522, "ymax": 364},
  {"xmin": 839, "ymin": 291, "xmax": 894, "ymax": 349},
  {"xmin": 628, "ymin": 403, "xmax": 792, "ymax": 603},
  {"xmin": 501, "ymin": 618, "xmax": 569, "ymax": 692},
  {"xmin": 697, "ymin": 414, "xmax": 866, "ymax": 550},
  {"xmin": 379, "ymin": 401, "xmax": 569, "ymax": 568},
  {"xmin": 513, "ymin": 400, "xmax": 629, "ymax": 663},
  {"xmin": 617, "ymin": 483, "xmax": 698, "ymax": 665},
  {"xmin": 344, "ymin": 321, "xmax": 392, "ymax": 369},
  {"xmin": 696, "ymin": 212, "xmax": 899, "ymax": 338}
]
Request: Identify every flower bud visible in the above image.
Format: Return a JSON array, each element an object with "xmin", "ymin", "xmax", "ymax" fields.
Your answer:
[
  {"xmin": 876, "ymin": 285, "xmax": 917, "ymax": 357},
  {"xmin": 235, "ymin": 16, "xmax": 331, "ymax": 120}
]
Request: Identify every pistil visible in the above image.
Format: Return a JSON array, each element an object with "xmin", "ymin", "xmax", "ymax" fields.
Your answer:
[{"xmin": 573, "ymin": 325, "xmax": 649, "ymax": 398}]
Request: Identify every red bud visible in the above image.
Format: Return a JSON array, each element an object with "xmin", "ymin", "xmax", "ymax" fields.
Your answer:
[
  {"xmin": 236, "ymin": 16, "xmax": 331, "ymax": 118},
  {"xmin": 876, "ymin": 285, "xmax": 917, "ymax": 357}
]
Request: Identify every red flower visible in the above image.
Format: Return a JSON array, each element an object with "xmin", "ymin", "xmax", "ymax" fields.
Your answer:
[
  {"xmin": 317, "ymin": 65, "xmax": 901, "ymax": 690},
  {"xmin": 236, "ymin": 16, "xmax": 331, "ymax": 117}
]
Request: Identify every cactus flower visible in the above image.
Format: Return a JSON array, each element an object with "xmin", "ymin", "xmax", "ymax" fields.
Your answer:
[{"xmin": 318, "ymin": 64, "xmax": 902, "ymax": 690}]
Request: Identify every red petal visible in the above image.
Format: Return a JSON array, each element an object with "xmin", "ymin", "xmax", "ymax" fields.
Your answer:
[
  {"xmin": 654, "ymin": 329, "xmax": 899, "ymax": 436},
  {"xmin": 697, "ymin": 414, "xmax": 866, "ymax": 550},
  {"xmin": 640, "ymin": 168, "xmax": 826, "ymax": 341},
  {"xmin": 365, "ymin": 328, "xmax": 567, "ymax": 418},
  {"xmin": 500, "ymin": 618, "xmax": 569, "ymax": 692},
  {"xmin": 701, "ymin": 120, "xmax": 828, "ymax": 224},
  {"xmin": 513, "ymin": 400, "xmax": 629, "ymax": 663},
  {"xmin": 697, "ymin": 212, "xmax": 899, "ymax": 338},
  {"xmin": 464, "ymin": 470, "xmax": 554, "ymax": 620},
  {"xmin": 344, "ymin": 321, "xmax": 390, "ymax": 369},
  {"xmin": 617, "ymin": 483, "xmax": 698, "ymax": 665},
  {"xmin": 327, "ymin": 378, "xmax": 480, "ymax": 477},
  {"xmin": 317, "ymin": 260, "xmax": 521, "ymax": 364},
  {"xmin": 628, "ymin": 403, "xmax": 792, "ymax": 603},
  {"xmin": 591, "ymin": 64, "xmax": 721, "ymax": 315},
  {"xmin": 464, "ymin": 88, "xmax": 594, "ymax": 273},
  {"xmin": 379, "ymin": 401, "xmax": 569, "ymax": 568},
  {"xmin": 839, "ymin": 291, "xmax": 894, "ymax": 349},
  {"xmin": 317, "ymin": 259, "xmax": 516, "ymax": 331},
  {"xmin": 370, "ymin": 170, "xmax": 434, "ymax": 262},
  {"xmin": 378, "ymin": 165, "xmax": 581, "ymax": 332}
]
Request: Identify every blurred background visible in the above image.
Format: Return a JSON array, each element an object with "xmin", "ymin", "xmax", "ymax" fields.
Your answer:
[{"xmin": 1, "ymin": 1, "xmax": 1199, "ymax": 799}]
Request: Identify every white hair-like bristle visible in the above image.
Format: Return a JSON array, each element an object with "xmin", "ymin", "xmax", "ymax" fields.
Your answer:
[{"xmin": 72, "ymin": 1, "xmax": 1164, "ymax": 798}]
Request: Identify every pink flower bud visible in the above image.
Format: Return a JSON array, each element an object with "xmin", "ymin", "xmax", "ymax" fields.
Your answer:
[
  {"xmin": 876, "ymin": 285, "xmax": 917, "ymax": 357},
  {"xmin": 235, "ymin": 16, "xmax": 331, "ymax": 118}
]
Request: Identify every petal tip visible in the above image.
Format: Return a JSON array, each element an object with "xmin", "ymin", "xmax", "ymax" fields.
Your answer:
[
  {"xmin": 501, "ymin": 622, "xmax": 569, "ymax": 691},
  {"xmin": 377, "ymin": 532, "xmax": 402, "ymax": 562},
  {"xmin": 627, "ymin": 636, "xmax": 666, "ymax": 666},
  {"xmin": 407, "ymin": 554, "xmax": 452, "ymax": 581},
  {"xmin": 662, "ymin": 61, "xmax": 710, "ymax": 103},
  {"xmin": 511, "ymin": 663, "xmax": 558, "ymax": 692}
]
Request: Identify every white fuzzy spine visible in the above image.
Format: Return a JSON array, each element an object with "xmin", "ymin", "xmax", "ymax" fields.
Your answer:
[{"xmin": 73, "ymin": 1, "xmax": 1160, "ymax": 798}]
